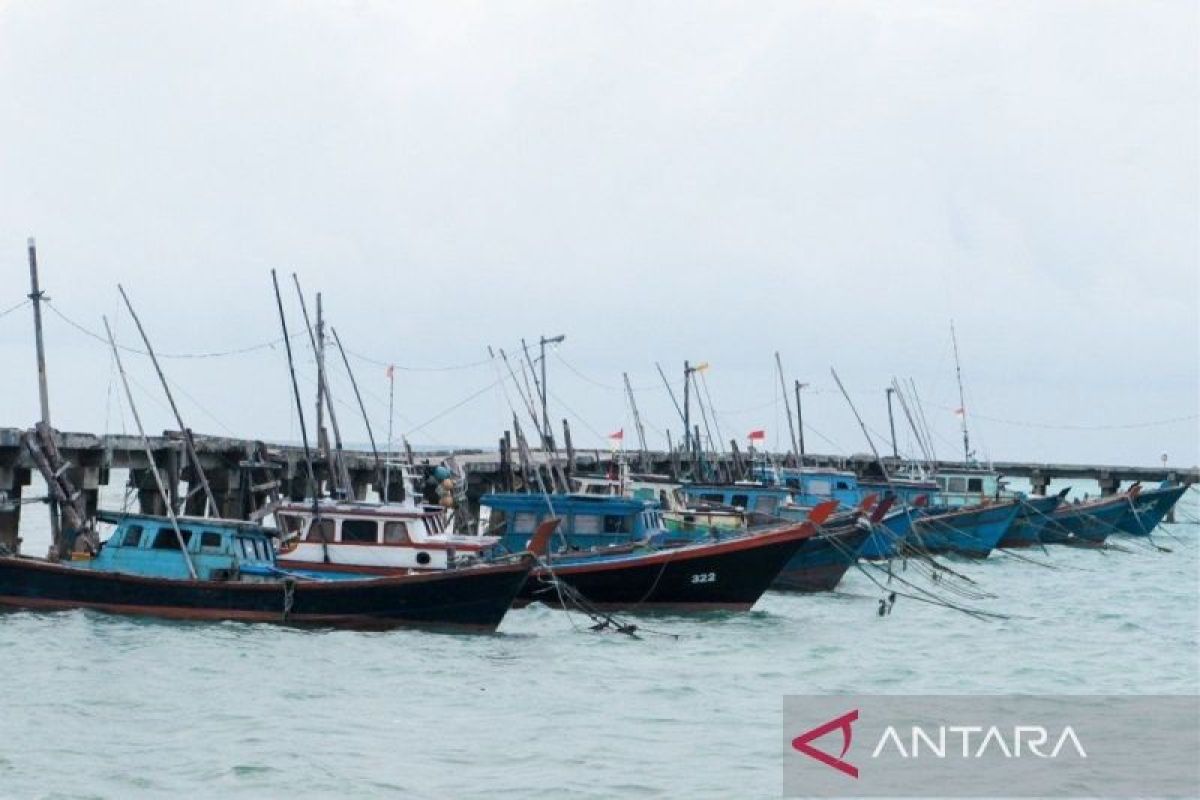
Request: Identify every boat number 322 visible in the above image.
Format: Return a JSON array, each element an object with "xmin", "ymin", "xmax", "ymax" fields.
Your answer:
[{"xmin": 690, "ymin": 572, "xmax": 716, "ymax": 584}]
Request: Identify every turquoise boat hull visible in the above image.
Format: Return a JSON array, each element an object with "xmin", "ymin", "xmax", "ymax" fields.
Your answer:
[{"xmin": 1114, "ymin": 484, "xmax": 1188, "ymax": 536}]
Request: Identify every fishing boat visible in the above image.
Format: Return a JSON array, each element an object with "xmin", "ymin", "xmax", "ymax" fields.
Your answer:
[
  {"xmin": 0, "ymin": 511, "xmax": 533, "ymax": 631},
  {"xmin": 996, "ymin": 492, "xmax": 1066, "ymax": 548},
  {"xmin": 517, "ymin": 502, "xmax": 839, "ymax": 611},
  {"xmin": 908, "ymin": 499, "xmax": 1021, "ymax": 558},
  {"xmin": 1042, "ymin": 492, "xmax": 1131, "ymax": 545},
  {"xmin": 1113, "ymin": 482, "xmax": 1189, "ymax": 536},
  {"xmin": 770, "ymin": 497, "xmax": 895, "ymax": 592},
  {"xmin": 273, "ymin": 497, "xmax": 500, "ymax": 574},
  {"xmin": 574, "ymin": 473, "xmax": 869, "ymax": 592}
]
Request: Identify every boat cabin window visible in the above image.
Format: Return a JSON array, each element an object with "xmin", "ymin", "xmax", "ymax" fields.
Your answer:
[
  {"xmin": 484, "ymin": 510, "xmax": 508, "ymax": 534},
  {"xmin": 152, "ymin": 528, "xmax": 192, "ymax": 550},
  {"xmin": 120, "ymin": 525, "xmax": 144, "ymax": 548},
  {"xmin": 753, "ymin": 496, "xmax": 778, "ymax": 515},
  {"xmin": 700, "ymin": 493, "xmax": 724, "ymax": 504},
  {"xmin": 276, "ymin": 514, "xmax": 304, "ymax": 535},
  {"xmin": 808, "ymin": 480, "xmax": 832, "ymax": 496},
  {"xmin": 936, "ymin": 477, "xmax": 948, "ymax": 490},
  {"xmin": 305, "ymin": 519, "xmax": 335, "ymax": 543},
  {"xmin": 513, "ymin": 512, "xmax": 537, "ymax": 532},
  {"xmin": 603, "ymin": 515, "xmax": 630, "ymax": 534},
  {"xmin": 785, "ymin": 478, "xmax": 800, "ymax": 489},
  {"xmin": 237, "ymin": 536, "xmax": 260, "ymax": 560},
  {"xmin": 947, "ymin": 477, "xmax": 967, "ymax": 493},
  {"xmin": 731, "ymin": 494, "xmax": 750, "ymax": 509},
  {"xmin": 573, "ymin": 514, "xmax": 601, "ymax": 535},
  {"xmin": 836, "ymin": 481, "xmax": 850, "ymax": 490},
  {"xmin": 341, "ymin": 519, "xmax": 379, "ymax": 544},
  {"xmin": 200, "ymin": 531, "xmax": 223, "ymax": 551},
  {"xmin": 383, "ymin": 522, "xmax": 412, "ymax": 544},
  {"xmin": 967, "ymin": 478, "xmax": 984, "ymax": 493}
]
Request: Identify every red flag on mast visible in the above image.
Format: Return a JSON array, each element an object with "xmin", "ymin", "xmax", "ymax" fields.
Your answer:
[{"xmin": 748, "ymin": 429, "xmax": 765, "ymax": 442}]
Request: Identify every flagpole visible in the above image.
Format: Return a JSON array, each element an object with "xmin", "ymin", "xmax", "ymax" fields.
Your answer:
[{"xmin": 384, "ymin": 365, "xmax": 395, "ymax": 502}]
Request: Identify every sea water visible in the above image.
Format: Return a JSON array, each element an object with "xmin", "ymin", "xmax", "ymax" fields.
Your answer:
[{"xmin": 0, "ymin": 477, "xmax": 1196, "ymax": 798}]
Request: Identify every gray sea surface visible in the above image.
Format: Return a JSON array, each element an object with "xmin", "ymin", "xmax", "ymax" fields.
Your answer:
[{"xmin": 1, "ymin": 478, "xmax": 1196, "ymax": 798}]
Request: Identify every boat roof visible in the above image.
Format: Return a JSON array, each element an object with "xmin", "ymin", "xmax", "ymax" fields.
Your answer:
[
  {"xmin": 481, "ymin": 493, "xmax": 651, "ymax": 513},
  {"xmin": 275, "ymin": 499, "xmax": 442, "ymax": 518},
  {"xmin": 95, "ymin": 510, "xmax": 270, "ymax": 535}
]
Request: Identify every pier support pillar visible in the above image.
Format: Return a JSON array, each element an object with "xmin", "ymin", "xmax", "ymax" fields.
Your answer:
[
  {"xmin": 1097, "ymin": 474, "xmax": 1120, "ymax": 497},
  {"xmin": 0, "ymin": 466, "xmax": 31, "ymax": 554},
  {"xmin": 207, "ymin": 469, "xmax": 245, "ymax": 520},
  {"xmin": 1030, "ymin": 471, "xmax": 1051, "ymax": 497},
  {"xmin": 131, "ymin": 467, "xmax": 168, "ymax": 516}
]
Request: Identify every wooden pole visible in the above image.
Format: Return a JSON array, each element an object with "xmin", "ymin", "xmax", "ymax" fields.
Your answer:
[
  {"xmin": 292, "ymin": 278, "xmax": 350, "ymax": 497},
  {"xmin": 117, "ymin": 285, "xmax": 218, "ymax": 516},
  {"xmin": 623, "ymin": 372, "xmax": 649, "ymax": 472},
  {"xmin": 776, "ymin": 352, "xmax": 800, "ymax": 465},
  {"xmin": 794, "ymin": 381, "xmax": 807, "ymax": 463},
  {"xmin": 330, "ymin": 326, "xmax": 382, "ymax": 488},
  {"xmin": 26, "ymin": 238, "xmax": 61, "ymax": 556},
  {"xmin": 103, "ymin": 316, "xmax": 197, "ymax": 579},
  {"xmin": 271, "ymin": 270, "xmax": 327, "ymax": 562},
  {"xmin": 885, "ymin": 386, "xmax": 899, "ymax": 460}
]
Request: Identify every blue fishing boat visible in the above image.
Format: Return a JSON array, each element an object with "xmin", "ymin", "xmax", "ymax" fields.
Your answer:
[
  {"xmin": 481, "ymin": 493, "xmax": 838, "ymax": 610},
  {"xmin": 909, "ymin": 500, "xmax": 1021, "ymax": 558},
  {"xmin": 0, "ymin": 511, "xmax": 533, "ymax": 631},
  {"xmin": 997, "ymin": 493, "xmax": 1066, "ymax": 548},
  {"xmin": 479, "ymin": 493, "xmax": 668, "ymax": 555},
  {"xmin": 1042, "ymin": 493, "xmax": 1129, "ymax": 544},
  {"xmin": 1113, "ymin": 483, "xmax": 1189, "ymax": 536}
]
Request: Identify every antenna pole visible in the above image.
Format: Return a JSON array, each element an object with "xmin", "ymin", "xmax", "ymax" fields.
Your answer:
[
  {"xmin": 682, "ymin": 361, "xmax": 692, "ymax": 465},
  {"xmin": 776, "ymin": 352, "xmax": 799, "ymax": 464},
  {"xmin": 384, "ymin": 365, "xmax": 395, "ymax": 502},
  {"xmin": 950, "ymin": 321, "xmax": 971, "ymax": 463},
  {"xmin": 293, "ymin": 279, "xmax": 351, "ymax": 497},
  {"xmin": 103, "ymin": 316, "xmax": 197, "ymax": 579},
  {"xmin": 26, "ymin": 239, "xmax": 61, "ymax": 551},
  {"xmin": 117, "ymin": 285, "xmax": 218, "ymax": 516}
]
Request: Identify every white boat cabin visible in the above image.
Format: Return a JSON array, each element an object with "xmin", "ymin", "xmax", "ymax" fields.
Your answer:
[{"xmin": 273, "ymin": 499, "xmax": 499, "ymax": 574}]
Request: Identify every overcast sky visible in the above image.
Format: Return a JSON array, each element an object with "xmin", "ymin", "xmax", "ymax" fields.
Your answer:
[{"xmin": 1, "ymin": 1, "xmax": 1196, "ymax": 468}]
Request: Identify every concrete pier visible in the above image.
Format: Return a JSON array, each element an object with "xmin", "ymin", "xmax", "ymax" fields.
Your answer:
[{"xmin": 1, "ymin": 426, "xmax": 1195, "ymax": 537}]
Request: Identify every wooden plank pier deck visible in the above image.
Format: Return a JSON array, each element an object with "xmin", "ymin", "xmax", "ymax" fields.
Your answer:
[{"xmin": 1, "ymin": 426, "xmax": 1196, "ymax": 552}]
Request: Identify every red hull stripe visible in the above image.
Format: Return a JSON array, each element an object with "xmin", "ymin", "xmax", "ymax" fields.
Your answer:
[{"xmin": 0, "ymin": 596, "xmax": 499, "ymax": 632}]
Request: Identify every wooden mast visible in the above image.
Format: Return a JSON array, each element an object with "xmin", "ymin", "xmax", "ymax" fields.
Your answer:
[
  {"xmin": 271, "ymin": 270, "xmax": 327, "ymax": 562},
  {"xmin": 292, "ymin": 278, "xmax": 351, "ymax": 497},
  {"xmin": 329, "ymin": 326, "xmax": 383, "ymax": 492},
  {"xmin": 622, "ymin": 372, "xmax": 649, "ymax": 472},
  {"xmin": 25, "ymin": 238, "xmax": 62, "ymax": 555},
  {"xmin": 950, "ymin": 320, "xmax": 972, "ymax": 463},
  {"xmin": 117, "ymin": 285, "xmax": 218, "ymax": 516},
  {"xmin": 775, "ymin": 352, "xmax": 800, "ymax": 465},
  {"xmin": 103, "ymin": 316, "xmax": 197, "ymax": 579}
]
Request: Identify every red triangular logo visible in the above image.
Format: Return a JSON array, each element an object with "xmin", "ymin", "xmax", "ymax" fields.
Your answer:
[{"xmin": 791, "ymin": 709, "xmax": 859, "ymax": 779}]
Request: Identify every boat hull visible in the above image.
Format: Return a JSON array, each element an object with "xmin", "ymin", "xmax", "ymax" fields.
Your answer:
[
  {"xmin": 0, "ymin": 557, "xmax": 531, "ymax": 632},
  {"xmin": 1114, "ymin": 485, "xmax": 1188, "ymax": 536},
  {"xmin": 520, "ymin": 523, "xmax": 813, "ymax": 612},
  {"xmin": 1043, "ymin": 496, "xmax": 1128, "ymax": 544},
  {"xmin": 997, "ymin": 494, "xmax": 1064, "ymax": 548},
  {"xmin": 857, "ymin": 509, "xmax": 916, "ymax": 560},
  {"xmin": 771, "ymin": 524, "xmax": 870, "ymax": 593},
  {"xmin": 910, "ymin": 501, "xmax": 1019, "ymax": 558}
]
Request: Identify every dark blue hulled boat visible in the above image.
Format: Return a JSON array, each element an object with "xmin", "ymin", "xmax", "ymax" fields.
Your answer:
[
  {"xmin": 1042, "ymin": 494, "xmax": 1129, "ymax": 545},
  {"xmin": 997, "ymin": 493, "xmax": 1066, "ymax": 548},
  {"xmin": 1113, "ymin": 483, "xmax": 1189, "ymax": 536},
  {"xmin": 0, "ymin": 511, "xmax": 532, "ymax": 632},
  {"xmin": 676, "ymin": 482, "xmax": 872, "ymax": 592},
  {"xmin": 480, "ymin": 492, "xmax": 841, "ymax": 607},
  {"xmin": 908, "ymin": 500, "xmax": 1021, "ymax": 558}
]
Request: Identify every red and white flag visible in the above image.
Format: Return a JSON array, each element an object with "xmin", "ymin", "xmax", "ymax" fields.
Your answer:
[
  {"xmin": 748, "ymin": 429, "xmax": 766, "ymax": 442},
  {"xmin": 608, "ymin": 428, "xmax": 624, "ymax": 441},
  {"xmin": 953, "ymin": 407, "xmax": 965, "ymax": 417}
]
